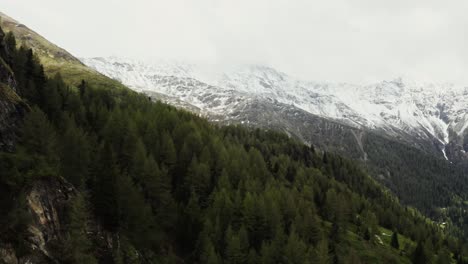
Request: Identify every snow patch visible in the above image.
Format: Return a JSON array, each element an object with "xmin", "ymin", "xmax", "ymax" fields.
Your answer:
[{"xmin": 442, "ymin": 147, "xmax": 449, "ymax": 161}]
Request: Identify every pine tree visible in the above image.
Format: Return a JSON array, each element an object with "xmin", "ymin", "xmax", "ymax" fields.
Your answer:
[
  {"xmin": 20, "ymin": 107, "xmax": 59, "ymax": 177},
  {"xmin": 178, "ymin": 192, "xmax": 202, "ymax": 252},
  {"xmin": 260, "ymin": 225, "xmax": 286, "ymax": 264},
  {"xmin": 128, "ymin": 139, "xmax": 147, "ymax": 184},
  {"xmin": 246, "ymin": 249, "xmax": 259, "ymax": 264},
  {"xmin": 296, "ymin": 207, "xmax": 322, "ymax": 245},
  {"xmin": 284, "ymin": 228, "xmax": 308, "ymax": 264},
  {"xmin": 315, "ymin": 239, "xmax": 330, "ymax": 264},
  {"xmin": 391, "ymin": 231, "xmax": 400, "ymax": 250},
  {"xmin": 102, "ymin": 111, "xmax": 139, "ymax": 172},
  {"xmin": 115, "ymin": 173, "xmax": 156, "ymax": 248},
  {"xmin": 142, "ymin": 156, "xmax": 176, "ymax": 231},
  {"xmin": 59, "ymin": 117, "xmax": 90, "ymax": 188},
  {"xmin": 344, "ymin": 250, "xmax": 362, "ymax": 264},
  {"xmin": 184, "ymin": 157, "xmax": 211, "ymax": 205},
  {"xmin": 4, "ymin": 32, "xmax": 17, "ymax": 62},
  {"xmin": 21, "ymin": 107, "xmax": 56, "ymax": 156},
  {"xmin": 248, "ymin": 148, "xmax": 270, "ymax": 183},
  {"xmin": 91, "ymin": 144, "xmax": 120, "ymax": 230},
  {"xmin": 42, "ymin": 76, "xmax": 62, "ymax": 123},
  {"xmin": 361, "ymin": 210, "xmax": 378, "ymax": 243},
  {"xmin": 160, "ymin": 131, "xmax": 177, "ymax": 168},
  {"xmin": 413, "ymin": 241, "xmax": 432, "ymax": 264},
  {"xmin": 78, "ymin": 79, "xmax": 87, "ymax": 98},
  {"xmin": 61, "ymin": 194, "xmax": 97, "ymax": 264},
  {"xmin": 435, "ymin": 248, "xmax": 452, "ymax": 264},
  {"xmin": 225, "ymin": 226, "xmax": 245, "ymax": 264},
  {"xmin": 200, "ymin": 239, "xmax": 221, "ymax": 264},
  {"xmin": 329, "ymin": 222, "xmax": 342, "ymax": 244}
]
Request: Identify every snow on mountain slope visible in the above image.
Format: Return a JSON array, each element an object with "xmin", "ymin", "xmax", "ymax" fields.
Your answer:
[{"xmin": 81, "ymin": 57, "xmax": 468, "ymax": 159}]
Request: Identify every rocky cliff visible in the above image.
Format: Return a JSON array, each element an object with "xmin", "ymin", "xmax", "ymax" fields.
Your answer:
[
  {"xmin": 0, "ymin": 27, "xmax": 25, "ymax": 152},
  {"xmin": 0, "ymin": 178, "xmax": 76, "ymax": 264}
]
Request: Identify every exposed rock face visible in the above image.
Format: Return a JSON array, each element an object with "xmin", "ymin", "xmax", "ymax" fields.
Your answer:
[
  {"xmin": 0, "ymin": 175, "xmax": 129, "ymax": 264},
  {"xmin": 0, "ymin": 85, "xmax": 25, "ymax": 152},
  {"xmin": 0, "ymin": 27, "xmax": 25, "ymax": 152},
  {"xmin": 0, "ymin": 177, "xmax": 76, "ymax": 264},
  {"xmin": 0, "ymin": 176, "xmax": 122, "ymax": 264},
  {"xmin": 26, "ymin": 178, "xmax": 76, "ymax": 261},
  {"xmin": 0, "ymin": 245, "xmax": 18, "ymax": 264}
]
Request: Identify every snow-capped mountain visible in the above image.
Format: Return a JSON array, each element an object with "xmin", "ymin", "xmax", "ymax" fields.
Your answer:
[{"xmin": 81, "ymin": 56, "xmax": 468, "ymax": 161}]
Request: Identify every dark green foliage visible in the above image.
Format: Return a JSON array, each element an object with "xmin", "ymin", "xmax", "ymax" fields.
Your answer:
[
  {"xmin": 412, "ymin": 241, "xmax": 432, "ymax": 264},
  {"xmin": 364, "ymin": 133, "xmax": 468, "ymax": 238},
  {"xmin": 435, "ymin": 248, "xmax": 452, "ymax": 264},
  {"xmin": 20, "ymin": 107, "xmax": 56, "ymax": 156},
  {"xmin": 60, "ymin": 194, "xmax": 98, "ymax": 264},
  {"xmin": 19, "ymin": 106, "xmax": 59, "ymax": 178},
  {"xmin": 59, "ymin": 116, "xmax": 90, "ymax": 188},
  {"xmin": 91, "ymin": 144, "xmax": 120, "ymax": 230},
  {"xmin": 0, "ymin": 25, "xmax": 466, "ymax": 263},
  {"xmin": 391, "ymin": 231, "xmax": 400, "ymax": 250}
]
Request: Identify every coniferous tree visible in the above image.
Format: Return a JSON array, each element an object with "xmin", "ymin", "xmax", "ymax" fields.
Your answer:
[
  {"xmin": 225, "ymin": 226, "xmax": 245, "ymax": 264},
  {"xmin": 391, "ymin": 231, "xmax": 400, "ymax": 250},
  {"xmin": 284, "ymin": 228, "xmax": 309, "ymax": 264},
  {"xmin": 78, "ymin": 79, "xmax": 87, "ymax": 98},
  {"xmin": 413, "ymin": 241, "xmax": 432, "ymax": 264},
  {"xmin": 59, "ymin": 117, "xmax": 90, "ymax": 188},
  {"xmin": 315, "ymin": 239, "xmax": 331, "ymax": 264},
  {"xmin": 92, "ymin": 144, "xmax": 120, "ymax": 230},
  {"xmin": 160, "ymin": 131, "xmax": 177, "ymax": 168},
  {"xmin": 435, "ymin": 248, "xmax": 452, "ymax": 264},
  {"xmin": 344, "ymin": 250, "xmax": 362, "ymax": 264},
  {"xmin": 20, "ymin": 107, "xmax": 59, "ymax": 177},
  {"xmin": 43, "ymin": 80, "xmax": 62, "ymax": 123},
  {"xmin": 200, "ymin": 240, "xmax": 221, "ymax": 264},
  {"xmin": 115, "ymin": 173, "xmax": 156, "ymax": 248},
  {"xmin": 61, "ymin": 194, "xmax": 97, "ymax": 264},
  {"xmin": 4, "ymin": 32, "xmax": 16, "ymax": 63},
  {"xmin": 296, "ymin": 207, "xmax": 322, "ymax": 245}
]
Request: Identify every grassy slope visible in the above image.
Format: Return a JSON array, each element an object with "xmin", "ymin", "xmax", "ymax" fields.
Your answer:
[
  {"xmin": 321, "ymin": 221, "xmax": 418, "ymax": 263},
  {"xmin": 0, "ymin": 12, "xmax": 126, "ymax": 89}
]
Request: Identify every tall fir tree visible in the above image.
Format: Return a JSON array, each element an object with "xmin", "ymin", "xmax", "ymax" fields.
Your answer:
[{"xmin": 391, "ymin": 231, "xmax": 400, "ymax": 250}]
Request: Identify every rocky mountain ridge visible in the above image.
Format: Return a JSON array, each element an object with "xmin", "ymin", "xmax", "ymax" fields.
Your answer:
[{"xmin": 82, "ymin": 57, "xmax": 468, "ymax": 161}]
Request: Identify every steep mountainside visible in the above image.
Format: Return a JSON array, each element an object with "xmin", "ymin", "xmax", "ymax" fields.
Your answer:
[{"xmin": 82, "ymin": 57, "xmax": 468, "ymax": 162}]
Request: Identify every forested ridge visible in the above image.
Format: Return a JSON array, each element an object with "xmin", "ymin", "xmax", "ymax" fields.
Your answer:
[
  {"xmin": 363, "ymin": 133, "xmax": 468, "ymax": 238},
  {"xmin": 0, "ymin": 25, "xmax": 467, "ymax": 263}
]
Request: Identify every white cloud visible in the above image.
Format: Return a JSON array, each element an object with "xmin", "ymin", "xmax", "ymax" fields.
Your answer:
[{"xmin": 2, "ymin": 0, "xmax": 468, "ymax": 83}]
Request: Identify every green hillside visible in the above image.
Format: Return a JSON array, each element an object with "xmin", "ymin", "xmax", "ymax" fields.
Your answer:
[{"xmin": 0, "ymin": 12, "xmax": 126, "ymax": 90}]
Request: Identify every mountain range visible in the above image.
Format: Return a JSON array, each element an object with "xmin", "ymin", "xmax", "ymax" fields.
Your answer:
[{"xmin": 81, "ymin": 57, "xmax": 468, "ymax": 162}]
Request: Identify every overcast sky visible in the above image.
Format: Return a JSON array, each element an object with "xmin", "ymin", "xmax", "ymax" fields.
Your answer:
[{"xmin": 2, "ymin": 0, "xmax": 468, "ymax": 83}]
